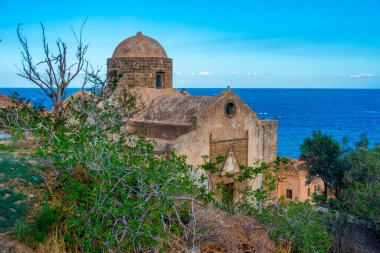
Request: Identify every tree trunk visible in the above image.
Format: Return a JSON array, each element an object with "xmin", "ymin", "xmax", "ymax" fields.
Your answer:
[
  {"xmin": 54, "ymin": 87, "xmax": 63, "ymax": 118},
  {"xmin": 335, "ymin": 185, "xmax": 341, "ymax": 200},
  {"xmin": 323, "ymin": 180, "xmax": 328, "ymax": 203}
]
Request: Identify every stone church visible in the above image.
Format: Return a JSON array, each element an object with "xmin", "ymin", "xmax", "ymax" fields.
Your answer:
[{"xmin": 107, "ymin": 32, "xmax": 277, "ymax": 197}]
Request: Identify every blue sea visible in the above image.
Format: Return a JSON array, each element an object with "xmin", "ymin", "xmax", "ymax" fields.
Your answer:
[{"xmin": 1, "ymin": 88, "xmax": 379, "ymax": 158}]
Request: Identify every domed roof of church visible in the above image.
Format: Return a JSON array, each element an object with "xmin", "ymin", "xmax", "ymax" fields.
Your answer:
[{"xmin": 112, "ymin": 32, "xmax": 167, "ymax": 58}]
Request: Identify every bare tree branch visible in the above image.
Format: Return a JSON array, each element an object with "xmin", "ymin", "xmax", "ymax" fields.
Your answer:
[{"xmin": 16, "ymin": 21, "xmax": 89, "ymax": 122}]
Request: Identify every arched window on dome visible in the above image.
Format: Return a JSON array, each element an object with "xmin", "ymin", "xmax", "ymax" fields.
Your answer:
[{"xmin": 156, "ymin": 72, "xmax": 165, "ymax": 89}]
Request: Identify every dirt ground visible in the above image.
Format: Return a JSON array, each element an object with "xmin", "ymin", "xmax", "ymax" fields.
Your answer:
[{"xmin": 0, "ymin": 232, "xmax": 35, "ymax": 253}]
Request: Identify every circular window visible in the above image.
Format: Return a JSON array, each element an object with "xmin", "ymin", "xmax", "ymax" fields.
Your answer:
[{"xmin": 225, "ymin": 102, "xmax": 236, "ymax": 118}]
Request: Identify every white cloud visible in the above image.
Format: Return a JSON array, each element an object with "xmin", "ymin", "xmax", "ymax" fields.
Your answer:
[
  {"xmin": 247, "ymin": 72, "xmax": 259, "ymax": 76},
  {"xmin": 231, "ymin": 72, "xmax": 239, "ymax": 76},
  {"xmin": 199, "ymin": 71, "xmax": 212, "ymax": 77},
  {"xmin": 174, "ymin": 70, "xmax": 183, "ymax": 76},
  {"xmin": 189, "ymin": 71, "xmax": 213, "ymax": 77},
  {"xmin": 349, "ymin": 73, "xmax": 375, "ymax": 79}
]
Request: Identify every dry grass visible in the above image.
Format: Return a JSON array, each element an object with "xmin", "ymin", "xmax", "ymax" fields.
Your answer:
[
  {"xmin": 35, "ymin": 230, "xmax": 67, "ymax": 253},
  {"xmin": 194, "ymin": 205, "xmax": 275, "ymax": 253},
  {"xmin": 0, "ymin": 230, "xmax": 71, "ymax": 253}
]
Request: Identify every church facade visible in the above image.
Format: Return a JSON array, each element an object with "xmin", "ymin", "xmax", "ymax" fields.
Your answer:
[{"xmin": 107, "ymin": 32, "xmax": 278, "ymax": 198}]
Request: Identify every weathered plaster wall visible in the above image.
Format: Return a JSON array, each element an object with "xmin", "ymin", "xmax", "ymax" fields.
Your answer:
[
  {"xmin": 129, "ymin": 120, "xmax": 192, "ymax": 140},
  {"xmin": 278, "ymin": 176, "xmax": 301, "ymax": 200},
  {"xmin": 299, "ymin": 177, "xmax": 310, "ymax": 201},
  {"xmin": 125, "ymin": 89, "xmax": 277, "ymax": 193},
  {"xmin": 278, "ymin": 174, "xmax": 323, "ymax": 201},
  {"xmin": 172, "ymin": 90, "xmax": 277, "ymax": 191},
  {"xmin": 261, "ymin": 120, "xmax": 278, "ymax": 163},
  {"xmin": 107, "ymin": 57, "xmax": 172, "ymax": 89}
]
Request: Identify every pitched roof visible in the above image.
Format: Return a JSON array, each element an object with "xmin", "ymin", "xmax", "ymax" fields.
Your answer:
[
  {"xmin": 143, "ymin": 95, "xmax": 217, "ymax": 123},
  {"xmin": 278, "ymin": 158, "xmax": 307, "ymax": 177}
]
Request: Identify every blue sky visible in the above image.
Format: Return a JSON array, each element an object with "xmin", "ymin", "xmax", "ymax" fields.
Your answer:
[{"xmin": 0, "ymin": 0, "xmax": 380, "ymax": 88}]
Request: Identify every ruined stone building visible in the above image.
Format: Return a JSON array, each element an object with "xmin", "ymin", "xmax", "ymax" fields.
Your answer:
[{"xmin": 107, "ymin": 32, "xmax": 278, "ymax": 199}]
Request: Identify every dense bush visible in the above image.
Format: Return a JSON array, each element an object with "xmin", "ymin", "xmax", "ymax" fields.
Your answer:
[
  {"xmin": 304, "ymin": 132, "xmax": 380, "ymax": 226},
  {"xmin": 0, "ymin": 82, "xmax": 209, "ymax": 251},
  {"xmin": 200, "ymin": 156, "xmax": 284, "ymax": 215},
  {"xmin": 263, "ymin": 200, "xmax": 333, "ymax": 253},
  {"xmin": 202, "ymin": 156, "xmax": 334, "ymax": 252},
  {"xmin": 15, "ymin": 204, "xmax": 62, "ymax": 247},
  {"xmin": 300, "ymin": 130, "xmax": 345, "ymax": 200},
  {"xmin": 57, "ymin": 138, "xmax": 205, "ymax": 252},
  {"xmin": 340, "ymin": 135, "xmax": 380, "ymax": 225},
  {"xmin": 39, "ymin": 90, "xmax": 207, "ymax": 251}
]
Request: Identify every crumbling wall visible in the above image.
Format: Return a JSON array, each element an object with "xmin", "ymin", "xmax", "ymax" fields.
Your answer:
[{"xmin": 336, "ymin": 222, "xmax": 380, "ymax": 253}]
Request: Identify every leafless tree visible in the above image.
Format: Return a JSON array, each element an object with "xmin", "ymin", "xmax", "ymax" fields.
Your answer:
[{"xmin": 16, "ymin": 21, "xmax": 88, "ymax": 120}]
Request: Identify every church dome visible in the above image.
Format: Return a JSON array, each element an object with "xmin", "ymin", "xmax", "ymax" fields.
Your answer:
[{"xmin": 112, "ymin": 32, "xmax": 167, "ymax": 58}]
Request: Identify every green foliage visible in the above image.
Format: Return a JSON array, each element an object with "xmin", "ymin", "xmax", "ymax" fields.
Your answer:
[
  {"xmin": 340, "ymin": 182, "xmax": 380, "ymax": 223},
  {"xmin": 0, "ymin": 92, "xmax": 51, "ymax": 137},
  {"xmin": 344, "ymin": 134, "xmax": 380, "ymax": 184},
  {"xmin": 305, "ymin": 132, "xmax": 380, "ymax": 226},
  {"xmin": 2, "ymin": 81, "xmax": 204, "ymax": 251},
  {"xmin": 15, "ymin": 204, "xmax": 62, "ymax": 247},
  {"xmin": 264, "ymin": 200, "xmax": 333, "ymax": 253},
  {"xmin": 300, "ymin": 130, "xmax": 345, "ymax": 200},
  {"xmin": 201, "ymin": 156, "xmax": 284, "ymax": 215},
  {"xmin": 0, "ymin": 143, "xmax": 17, "ymax": 152},
  {"xmin": 56, "ymin": 137, "xmax": 204, "ymax": 252},
  {"xmin": 0, "ymin": 189, "xmax": 28, "ymax": 232},
  {"xmin": 312, "ymin": 192, "xmax": 328, "ymax": 204},
  {"xmin": 340, "ymin": 135, "xmax": 380, "ymax": 224},
  {"xmin": 203, "ymin": 154, "xmax": 333, "ymax": 252}
]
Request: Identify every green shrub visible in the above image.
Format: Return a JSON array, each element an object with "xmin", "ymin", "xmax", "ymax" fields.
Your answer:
[
  {"xmin": 312, "ymin": 192, "xmax": 327, "ymax": 204},
  {"xmin": 56, "ymin": 137, "xmax": 204, "ymax": 252},
  {"xmin": 15, "ymin": 204, "xmax": 62, "ymax": 247},
  {"xmin": 341, "ymin": 138, "xmax": 380, "ymax": 224},
  {"xmin": 263, "ymin": 200, "xmax": 333, "ymax": 253},
  {"xmin": 1, "ymin": 75, "xmax": 208, "ymax": 251},
  {"xmin": 202, "ymin": 157, "xmax": 284, "ymax": 215},
  {"xmin": 203, "ymin": 155, "xmax": 334, "ymax": 252},
  {"xmin": 0, "ymin": 143, "xmax": 17, "ymax": 152}
]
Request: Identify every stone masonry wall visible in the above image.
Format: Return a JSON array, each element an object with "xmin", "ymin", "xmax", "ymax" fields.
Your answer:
[
  {"xmin": 337, "ymin": 222, "xmax": 380, "ymax": 253},
  {"xmin": 210, "ymin": 135, "xmax": 249, "ymax": 166},
  {"xmin": 107, "ymin": 57, "xmax": 172, "ymax": 89}
]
